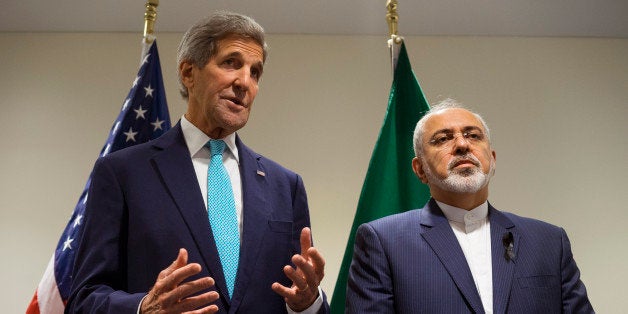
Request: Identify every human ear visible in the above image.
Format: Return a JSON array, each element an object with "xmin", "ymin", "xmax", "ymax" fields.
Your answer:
[
  {"xmin": 412, "ymin": 157, "xmax": 428, "ymax": 184},
  {"xmin": 179, "ymin": 61, "xmax": 195, "ymax": 89}
]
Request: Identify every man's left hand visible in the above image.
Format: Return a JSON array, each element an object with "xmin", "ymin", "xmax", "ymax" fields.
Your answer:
[{"xmin": 271, "ymin": 227, "xmax": 325, "ymax": 312}]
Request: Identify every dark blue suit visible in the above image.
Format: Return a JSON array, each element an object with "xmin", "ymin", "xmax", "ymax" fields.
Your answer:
[
  {"xmin": 67, "ymin": 123, "xmax": 329, "ymax": 313},
  {"xmin": 346, "ymin": 199, "xmax": 593, "ymax": 313}
]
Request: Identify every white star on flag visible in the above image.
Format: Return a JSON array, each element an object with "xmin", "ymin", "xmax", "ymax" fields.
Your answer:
[
  {"xmin": 102, "ymin": 144, "xmax": 111, "ymax": 157},
  {"xmin": 151, "ymin": 117, "xmax": 165, "ymax": 131},
  {"xmin": 62, "ymin": 237, "xmax": 74, "ymax": 251},
  {"xmin": 73, "ymin": 215, "xmax": 83, "ymax": 228},
  {"xmin": 142, "ymin": 53, "xmax": 151, "ymax": 65},
  {"xmin": 144, "ymin": 84, "xmax": 154, "ymax": 98},
  {"xmin": 132, "ymin": 75, "xmax": 141, "ymax": 87},
  {"xmin": 134, "ymin": 105, "xmax": 147, "ymax": 120},
  {"xmin": 124, "ymin": 127, "xmax": 138, "ymax": 142},
  {"xmin": 112, "ymin": 121, "xmax": 121, "ymax": 136},
  {"xmin": 122, "ymin": 98, "xmax": 131, "ymax": 111}
]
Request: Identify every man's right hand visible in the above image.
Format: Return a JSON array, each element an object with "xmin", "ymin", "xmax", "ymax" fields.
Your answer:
[{"xmin": 141, "ymin": 248, "xmax": 219, "ymax": 313}]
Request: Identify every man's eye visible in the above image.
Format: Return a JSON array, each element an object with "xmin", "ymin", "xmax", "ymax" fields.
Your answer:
[
  {"xmin": 434, "ymin": 135, "xmax": 451, "ymax": 144},
  {"xmin": 251, "ymin": 69, "xmax": 260, "ymax": 80},
  {"xmin": 223, "ymin": 59, "xmax": 236, "ymax": 66},
  {"xmin": 465, "ymin": 131, "xmax": 484, "ymax": 141}
]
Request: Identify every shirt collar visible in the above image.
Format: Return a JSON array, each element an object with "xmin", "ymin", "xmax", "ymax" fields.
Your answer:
[
  {"xmin": 436, "ymin": 200, "xmax": 489, "ymax": 224},
  {"xmin": 180, "ymin": 115, "xmax": 239, "ymax": 163}
]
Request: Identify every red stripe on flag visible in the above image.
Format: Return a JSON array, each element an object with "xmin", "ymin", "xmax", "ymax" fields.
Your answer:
[
  {"xmin": 25, "ymin": 290, "xmax": 40, "ymax": 314},
  {"xmin": 30, "ymin": 255, "xmax": 64, "ymax": 314}
]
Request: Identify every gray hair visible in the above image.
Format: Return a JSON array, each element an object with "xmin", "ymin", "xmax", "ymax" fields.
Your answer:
[
  {"xmin": 413, "ymin": 98, "xmax": 491, "ymax": 157},
  {"xmin": 176, "ymin": 11, "xmax": 268, "ymax": 99}
]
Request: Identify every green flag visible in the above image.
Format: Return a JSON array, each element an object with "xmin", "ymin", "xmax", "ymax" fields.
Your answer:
[{"xmin": 329, "ymin": 41, "xmax": 431, "ymax": 312}]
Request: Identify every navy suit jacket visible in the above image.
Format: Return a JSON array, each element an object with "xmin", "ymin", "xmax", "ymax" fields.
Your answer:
[
  {"xmin": 66, "ymin": 123, "xmax": 329, "ymax": 313},
  {"xmin": 346, "ymin": 199, "xmax": 593, "ymax": 313}
]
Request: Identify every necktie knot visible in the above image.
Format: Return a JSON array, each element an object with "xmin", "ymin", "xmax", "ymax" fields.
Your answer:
[{"xmin": 208, "ymin": 139, "xmax": 226, "ymax": 157}]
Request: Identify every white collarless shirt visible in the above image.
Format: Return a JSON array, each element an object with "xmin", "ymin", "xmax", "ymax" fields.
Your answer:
[{"xmin": 437, "ymin": 200, "xmax": 493, "ymax": 314}]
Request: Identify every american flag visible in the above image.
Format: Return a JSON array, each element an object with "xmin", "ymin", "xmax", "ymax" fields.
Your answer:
[{"xmin": 26, "ymin": 40, "xmax": 171, "ymax": 313}]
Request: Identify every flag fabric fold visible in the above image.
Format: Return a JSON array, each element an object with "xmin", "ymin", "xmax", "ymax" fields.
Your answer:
[
  {"xmin": 329, "ymin": 41, "xmax": 431, "ymax": 312},
  {"xmin": 26, "ymin": 40, "xmax": 171, "ymax": 314}
]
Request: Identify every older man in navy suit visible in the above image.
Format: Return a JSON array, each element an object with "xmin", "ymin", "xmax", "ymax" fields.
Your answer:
[
  {"xmin": 346, "ymin": 99, "xmax": 593, "ymax": 313},
  {"xmin": 67, "ymin": 12, "xmax": 328, "ymax": 314}
]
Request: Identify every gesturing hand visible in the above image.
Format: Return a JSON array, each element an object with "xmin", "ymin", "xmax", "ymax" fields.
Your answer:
[
  {"xmin": 141, "ymin": 248, "xmax": 220, "ymax": 314},
  {"xmin": 271, "ymin": 227, "xmax": 326, "ymax": 312}
]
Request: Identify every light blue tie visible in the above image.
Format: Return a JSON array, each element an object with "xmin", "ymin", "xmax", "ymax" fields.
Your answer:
[{"xmin": 206, "ymin": 139, "xmax": 239, "ymax": 298}]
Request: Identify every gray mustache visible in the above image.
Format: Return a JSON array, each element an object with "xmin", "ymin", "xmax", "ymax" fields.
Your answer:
[{"xmin": 448, "ymin": 154, "xmax": 481, "ymax": 170}]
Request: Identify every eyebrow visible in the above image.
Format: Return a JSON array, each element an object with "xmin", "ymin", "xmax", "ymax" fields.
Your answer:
[{"xmin": 429, "ymin": 126, "xmax": 484, "ymax": 137}]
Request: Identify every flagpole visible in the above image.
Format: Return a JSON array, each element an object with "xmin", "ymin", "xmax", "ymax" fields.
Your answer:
[
  {"xmin": 143, "ymin": 0, "xmax": 159, "ymax": 43},
  {"xmin": 141, "ymin": 0, "xmax": 159, "ymax": 62},
  {"xmin": 386, "ymin": 0, "xmax": 403, "ymax": 74}
]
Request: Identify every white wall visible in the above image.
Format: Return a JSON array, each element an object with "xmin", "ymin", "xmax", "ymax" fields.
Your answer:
[{"xmin": 1, "ymin": 33, "xmax": 626, "ymax": 312}]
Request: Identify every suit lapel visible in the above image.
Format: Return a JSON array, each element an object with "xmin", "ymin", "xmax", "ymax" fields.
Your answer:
[
  {"xmin": 228, "ymin": 137, "xmax": 269, "ymax": 312},
  {"xmin": 420, "ymin": 199, "xmax": 485, "ymax": 314},
  {"xmin": 489, "ymin": 205, "xmax": 518, "ymax": 314},
  {"xmin": 150, "ymin": 124, "xmax": 231, "ymax": 302}
]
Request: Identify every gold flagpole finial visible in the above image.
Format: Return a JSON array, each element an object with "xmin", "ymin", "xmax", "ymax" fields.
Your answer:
[
  {"xmin": 143, "ymin": 0, "xmax": 159, "ymax": 43},
  {"xmin": 386, "ymin": 0, "xmax": 403, "ymax": 74},
  {"xmin": 386, "ymin": 0, "xmax": 402, "ymax": 45}
]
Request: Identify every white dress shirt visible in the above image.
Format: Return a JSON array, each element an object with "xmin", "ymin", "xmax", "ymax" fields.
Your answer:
[
  {"xmin": 181, "ymin": 117, "xmax": 243, "ymax": 233},
  {"xmin": 437, "ymin": 200, "xmax": 493, "ymax": 314}
]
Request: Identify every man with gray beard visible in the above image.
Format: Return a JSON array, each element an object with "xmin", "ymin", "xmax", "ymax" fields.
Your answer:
[{"xmin": 346, "ymin": 99, "xmax": 593, "ymax": 313}]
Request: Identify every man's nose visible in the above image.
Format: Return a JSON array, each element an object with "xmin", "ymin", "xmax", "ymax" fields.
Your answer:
[
  {"xmin": 452, "ymin": 134, "xmax": 470, "ymax": 155},
  {"xmin": 233, "ymin": 68, "xmax": 251, "ymax": 91}
]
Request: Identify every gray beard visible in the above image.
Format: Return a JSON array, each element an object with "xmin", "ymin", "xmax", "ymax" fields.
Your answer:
[{"xmin": 423, "ymin": 155, "xmax": 494, "ymax": 194}]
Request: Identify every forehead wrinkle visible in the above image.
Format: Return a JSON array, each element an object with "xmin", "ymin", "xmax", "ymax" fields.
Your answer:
[
  {"xmin": 216, "ymin": 36, "xmax": 263, "ymax": 58},
  {"xmin": 427, "ymin": 110, "xmax": 485, "ymax": 130}
]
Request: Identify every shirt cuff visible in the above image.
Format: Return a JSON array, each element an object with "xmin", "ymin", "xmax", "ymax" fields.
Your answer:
[
  {"xmin": 137, "ymin": 294, "xmax": 148, "ymax": 314},
  {"xmin": 285, "ymin": 287, "xmax": 324, "ymax": 314}
]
